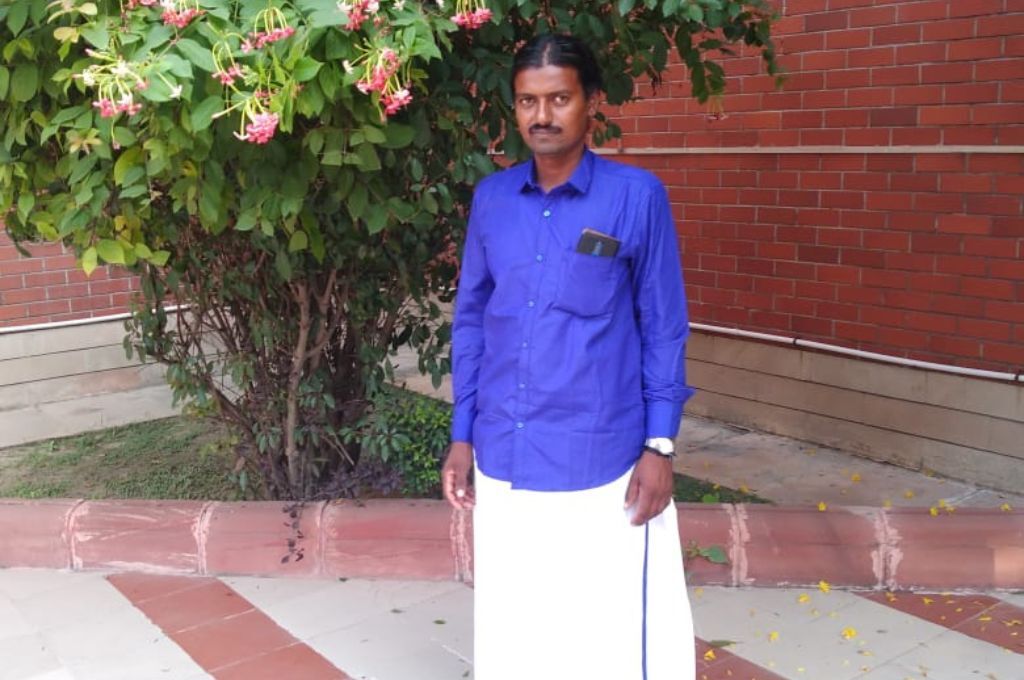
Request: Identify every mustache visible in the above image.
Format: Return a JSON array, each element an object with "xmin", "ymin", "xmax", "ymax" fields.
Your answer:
[{"xmin": 529, "ymin": 124, "xmax": 562, "ymax": 134}]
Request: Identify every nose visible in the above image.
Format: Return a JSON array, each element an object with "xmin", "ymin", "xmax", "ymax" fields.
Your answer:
[{"xmin": 536, "ymin": 99, "xmax": 552, "ymax": 126}]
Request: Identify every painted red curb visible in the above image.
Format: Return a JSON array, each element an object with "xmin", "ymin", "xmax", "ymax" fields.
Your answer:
[
  {"xmin": 695, "ymin": 638, "xmax": 788, "ymax": 680},
  {"xmin": 1, "ymin": 499, "xmax": 1021, "ymax": 589},
  {"xmin": 107, "ymin": 573, "xmax": 351, "ymax": 678}
]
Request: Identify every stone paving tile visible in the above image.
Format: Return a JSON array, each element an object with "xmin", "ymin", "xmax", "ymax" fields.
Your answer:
[{"xmin": 0, "ymin": 632, "xmax": 64, "ymax": 680}]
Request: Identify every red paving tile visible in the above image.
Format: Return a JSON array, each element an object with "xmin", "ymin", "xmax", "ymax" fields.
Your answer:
[
  {"xmin": 862, "ymin": 590, "xmax": 1024, "ymax": 655},
  {"xmin": 695, "ymin": 638, "xmax": 788, "ymax": 680},
  {"xmin": 109, "ymin": 574, "xmax": 350, "ymax": 677}
]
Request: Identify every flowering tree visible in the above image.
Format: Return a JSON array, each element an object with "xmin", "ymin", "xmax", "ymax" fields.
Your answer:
[{"xmin": 1, "ymin": 0, "xmax": 779, "ymax": 500}]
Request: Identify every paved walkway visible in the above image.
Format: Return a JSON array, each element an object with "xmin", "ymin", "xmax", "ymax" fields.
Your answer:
[{"xmin": 1, "ymin": 568, "xmax": 1021, "ymax": 680}]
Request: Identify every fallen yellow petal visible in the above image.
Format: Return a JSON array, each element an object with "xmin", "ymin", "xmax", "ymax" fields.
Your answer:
[
  {"xmin": 851, "ymin": 472, "xmax": 862, "ymax": 482},
  {"xmin": 1000, "ymin": 503, "xmax": 1012, "ymax": 512},
  {"xmin": 883, "ymin": 499, "xmax": 893, "ymax": 509},
  {"xmin": 922, "ymin": 597, "xmax": 934, "ymax": 605},
  {"xmin": 703, "ymin": 649, "xmax": 716, "ymax": 661},
  {"xmin": 818, "ymin": 501, "xmax": 828, "ymax": 512},
  {"xmin": 798, "ymin": 594, "xmax": 811, "ymax": 604},
  {"xmin": 946, "ymin": 505, "xmax": 956, "ymax": 514},
  {"xmin": 841, "ymin": 627, "xmax": 858, "ymax": 640},
  {"xmin": 938, "ymin": 499, "xmax": 947, "ymax": 508},
  {"xmin": 768, "ymin": 631, "xmax": 780, "ymax": 642},
  {"xmin": 904, "ymin": 490, "xmax": 915, "ymax": 499},
  {"xmin": 818, "ymin": 580, "xmax": 832, "ymax": 593},
  {"xmin": 739, "ymin": 484, "xmax": 750, "ymax": 494},
  {"xmin": 885, "ymin": 591, "xmax": 897, "ymax": 602},
  {"xmin": 929, "ymin": 506, "xmax": 939, "ymax": 517}
]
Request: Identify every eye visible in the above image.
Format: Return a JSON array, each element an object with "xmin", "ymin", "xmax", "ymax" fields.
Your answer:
[
  {"xmin": 516, "ymin": 96, "xmax": 535, "ymax": 108},
  {"xmin": 554, "ymin": 94, "xmax": 570, "ymax": 105}
]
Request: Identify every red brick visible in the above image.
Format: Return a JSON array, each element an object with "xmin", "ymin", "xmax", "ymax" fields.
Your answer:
[
  {"xmin": 825, "ymin": 28, "xmax": 872, "ymax": 49},
  {"xmin": 884, "ymin": 289, "xmax": 933, "ymax": 312},
  {"xmin": 838, "ymin": 286, "xmax": 884, "ymax": 305},
  {"xmin": 850, "ymin": 5, "xmax": 896, "ymax": 26},
  {"xmin": 919, "ymin": 105, "xmax": 973, "ymax": 125},
  {"xmin": 930, "ymin": 334, "xmax": 982, "ymax": 358},
  {"xmin": 937, "ymin": 214, "xmax": 992, "ymax": 234},
  {"xmin": 749, "ymin": 310, "xmax": 790, "ymax": 329},
  {"xmin": 815, "ymin": 300, "xmax": 860, "ymax": 321},
  {"xmin": 802, "ymin": 50, "xmax": 848, "ymax": 70},
  {"xmin": 894, "ymin": 85, "xmax": 944, "ymax": 106},
  {"xmin": 754, "ymin": 277, "xmax": 795, "ymax": 295},
  {"xmin": 913, "ymin": 192, "xmax": 964, "ymax": 213},
  {"xmin": 984, "ymin": 341, "xmax": 1024, "ymax": 366},
  {"xmin": 877, "ymin": 327, "xmax": 930, "ymax": 350},
  {"xmin": 792, "ymin": 315, "xmax": 834, "ymax": 336},
  {"xmin": 915, "ymin": 154, "xmax": 966, "ymax": 172},
  {"xmin": 805, "ymin": 11, "xmax": 849, "ymax": 31},
  {"xmin": 866, "ymin": 192, "xmax": 914, "ymax": 211},
  {"xmin": 935, "ymin": 255, "xmax": 985, "ymax": 276},
  {"xmin": 775, "ymin": 296, "xmax": 817, "ymax": 316},
  {"xmin": 944, "ymin": 82, "xmax": 1000, "ymax": 104},
  {"xmin": 0, "ymin": 304, "xmax": 31, "ymax": 323},
  {"xmin": 1, "ymin": 288, "xmax": 46, "ymax": 304},
  {"xmin": 861, "ymin": 305, "xmax": 905, "ymax": 326},
  {"xmin": 988, "ymin": 259, "xmax": 1024, "ymax": 280},
  {"xmin": 847, "ymin": 88, "xmax": 895, "ymax": 107},
  {"xmin": 835, "ymin": 321, "xmax": 877, "ymax": 342},
  {"xmin": 961, "ymin": 277, "xmax": 1017, "ymax": 300},
  {"xmin": 897, "ymin": 0, "xmax": 949, "ymax": 22},
  {"xmin": 921, "ymin": 62, "xmax": 974, "ymax": 84},
  {"xmin": 801, "ymin": 129, "xmax": 846, "ymax": 146},
  {"xmin": 787, "ymin": 0, "xmax": 827, "ymax": 12},
  {"xmin": 897, "ymin": 43, "xmax": 950, "ymax": 66},
  {"xmin": 949, "ymin": 37, "xmax": 1005, "ymax": 61},
  {"xmin": 885, "ymin": 252, "xmax": 936, "ymax": 271},
  {"xmin": 867, "ymin": 154, "xmax": 914, "ymax": 172},
  {"xmin": 890, "ymin": 173, "xmax": 937, "ymax": 192},
  {"xmin": 911, "ymin": 234, "xmax": 962, "ymax": 255},
  {"xmin": 797, "ymin": 245, "xmax": 840, "ymax": 264},
  {"xmin": 992, "ymin": 216, "xmax": 1024, "ymax": 237},
  {"xmin": 872, "ymin": 65, "xmax": 929, "ymax": 87},
  {"xmin": 816, "ymin": 226, "xmax": 859, "ymax": 246},
  {"xmin": 943, "ymin": 127, "xmax": 998, "ymax": 145},
  {"xmin": 965, "ymin": 236, "xmax": 1020, "ymax": 257},
  {"xmin": 843, "ymin": 172, "xmax": 888, "ymax": 191},
  {"xmin": 908, "ymin": 273, "xmax": 961, "ymax": 293},
  {"xmin": 986, "ymin": 301, "xmax": 1024, "ymax": 323},
  {"xmin": 966, "ymin": 194, "xmax": 1022, "ymax": 216},
  {"xmin": 906, "ymin": 311, "xmax": 958, "ymax": 334},
  {"xmin": 893, "ymin": 211, "xmax": 941, "ymax": 231},
  {"xmin": 842, "ymin": 248, "xmax": 887, "ymax": 268},
  {"xmin": 892, "ymin": 128, "xmax": 943, "ymax": 145},
  {"xmin": 939, "ymin": 173, "xmax": 994, "ymax": 193},
  {"xmin": 776, "ymin": 260, "xmax": 817, "ymax": 280},
  {"xmin": 949, "ymin": 0, "xmax": 1006, "ymax": 18},
  {"xmin": 862, "ymin": 230, "xmax": 909, "ymax": 250},
  {"xmin": 872, "ymin": 24, "xmax": 922, "ymax": 46},
  {"xmin": 959, "ymin": 318, "xmax": 1012, "ymax": 341},
  {"xmin": 922, "ymin": 18, "xmax": 977, "ymax": 42}
]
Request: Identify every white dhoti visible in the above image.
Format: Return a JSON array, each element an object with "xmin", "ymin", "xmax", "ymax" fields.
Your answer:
[{"xmin": 472, "ymin": 464, "xmax": 695, "ymax": 680}]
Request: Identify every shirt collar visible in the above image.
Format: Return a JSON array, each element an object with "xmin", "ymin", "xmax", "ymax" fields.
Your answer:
[{"xmin": 521, "ymin": 147, "xmax": 595, "ymax": 195}]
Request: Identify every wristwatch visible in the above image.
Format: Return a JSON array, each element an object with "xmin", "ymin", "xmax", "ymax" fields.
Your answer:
[{"xmin": 643, "ymin": 437, "xmax": 676, "ymax": 458}]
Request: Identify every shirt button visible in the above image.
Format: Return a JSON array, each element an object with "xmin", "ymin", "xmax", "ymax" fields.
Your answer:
[
  {"xmin": 542, "ymin": 209, "xmax": 551, "ymax": 218},
  {"xmin": 527, "ymin": 300, "xmax": 535, "ymax": 308},
  {"xmin": 518, "ymin": 383, "xmax": 526, "ymax": 390},
  {"xmin": 521, "ymin": 340, "xmax": 528, "ymax": 348},
  {"xmin": 535, "ymin": 254, "xmax": 544, "ymax": 262},
  {"xmin": 516, "ymin": 421, "xmax": 525, "ymax": 429}
]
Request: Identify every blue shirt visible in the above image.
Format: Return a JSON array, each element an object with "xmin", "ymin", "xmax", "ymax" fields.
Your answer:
[{"xmin": 451, "ymin": 149, "xmax": 694, "ymax": 492}]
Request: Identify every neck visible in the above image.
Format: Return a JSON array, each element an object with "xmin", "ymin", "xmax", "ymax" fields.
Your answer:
[{"xmin": 533, "ymin": 145, "xmax": 585, "ymax": 192}]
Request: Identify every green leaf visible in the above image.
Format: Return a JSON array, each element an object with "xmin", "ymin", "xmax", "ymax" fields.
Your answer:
[
  {"xmin": 355, "ymin": 143, "xmax": 380, "ymax": 171},
  {"xmin": 149, "ymin": 250, "xmax": 170, "ymax": 266},
  {"xmin": 708, "ymin": 639, "xmax": 738, "ymax": 648},
  {"xmin": 134, "ymin": 243, "xmax": 153, "ymax": 259},
  {"xmin": 175, "ymin": 38, "xmax": 217, "ymax": 73},
  {"xmin": 113, "ymin": 127, "xmax": 137, "ymax": 148},
  {"xmin": 10, "ymin": 63, "xmax": 39, "ymax": 102},
  {"xmin": 78, "ymin": 3, "xmax": 98, "ymax": 16},
  {"xmin": 382, "ymin": 123, "xmax": 415, "ymax": 149},
  {"xmin": 7, "ymin": 1, "xmax": 29, "ymax": 35},
  {"xmin": 191, "ymin": 95, "xmax": 222, "ymax": 132},
  {"xmin": 113, "ymin": 148, "xmax": 143, "ymax": 186},
  {"xmin": 235, "ymin": 210, "xmax": 258, "ymax": 231},
  {"xmin": 288, "ymin": 230, "xmax": 308, "ymax": 252},
  {"xmin": 0, "ymin": 67, "xmax": 9, "ymax": 99},
  {"xmin": 293, "ymin": 57, "xmax": 322, "ymax": 82},
  {"xmin": 364, "ymin": 204, "xmax": 387, "ymax": 234},
  {"xmin": 703, "ymin": 545, "xmax": 729, "ymax": 564},
  {"xmin": 96, "ymin": 239, "xmax": 126, "ymax": 265},
  {"xmin": 79, "ymin": 22, "xmax": 108, "ymax": 49},
  {"xmin": 685, "ymin": 3, "xmax": 704, "ymax": 22},
  {"xmin": 347, "ymin": 183, "xmax": 367, "ymax": 220},
  {"xmin": 617, "ymin": 0, "xmax": 636, "ymax": 14},
  {"xmin": 81, "ymin": 247, "xmax": 98, "ymax": 275}
]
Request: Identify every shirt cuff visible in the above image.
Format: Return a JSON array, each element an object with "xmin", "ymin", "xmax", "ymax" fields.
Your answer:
[
  {"xmin": 451, "ymin": 408, "xmax": 475, "ymax": 444},
  {"xmin": 644, "ymin": 400, "xmax": 683, "ymax": 440}
]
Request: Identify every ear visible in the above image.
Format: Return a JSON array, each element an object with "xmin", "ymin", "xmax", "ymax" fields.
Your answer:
[{"xmin": 587, "ymin": 92, "xmax": 600, "ymax": 117}]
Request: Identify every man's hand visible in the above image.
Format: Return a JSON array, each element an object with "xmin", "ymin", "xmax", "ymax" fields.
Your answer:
[
  {"xmin": 442, "ymin": 441, "xmax": 475, "ymax": 510},
  {"xmin": 624, "ymin": 451, "xmax": 674, "ymax": 526}
]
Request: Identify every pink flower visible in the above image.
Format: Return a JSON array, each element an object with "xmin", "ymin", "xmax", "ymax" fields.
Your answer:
[
  {"xmin": 244, "ymin": 112, "xmax": 279, "ymax": 144},
  {"xmin": 453, "ymin": 7, "xmax": 492, "ymax": 29},
  {"xmin": 246, "ymin": 26, "xmax": 296, "ymax": 50},
  {"xmin": 241, "ymin": 38, "xmax": 255, "ymax": 53},
  {"xmin": 93, "ymin": 98, "xmax": 118, "ymax": 118},
  {"xmin": 341, "ymin": 0, "xmax": 379, "ymax": 30},
  {"xmin": 161, "ymin": 7, "xmax": 202, "ymax": 28},
  {"xmin": 382, "ymin": 88, "xmax": 412, "ymax": 116},
  {"xmin": 213, "ymin": 64, "xmax": 244, "ymax": 86}
]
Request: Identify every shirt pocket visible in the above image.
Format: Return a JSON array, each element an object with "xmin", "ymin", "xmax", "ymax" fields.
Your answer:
[{"xmin": 552, "ymin": 250, "xmax": 629, "ymax": 318}]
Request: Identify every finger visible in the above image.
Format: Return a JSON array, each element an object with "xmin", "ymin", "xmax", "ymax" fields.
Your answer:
[{"xmin": 623, "ymin": 471, "xmax": 640, "ymax": 509}]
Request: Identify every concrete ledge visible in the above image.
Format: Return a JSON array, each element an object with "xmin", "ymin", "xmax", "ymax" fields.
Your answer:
[{"xmin": 0, "ymin": 499, "xmax": 1020, "ymax": 590}]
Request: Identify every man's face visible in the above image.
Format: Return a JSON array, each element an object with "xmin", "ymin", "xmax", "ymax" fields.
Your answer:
[{"xmin": 513, "ymin": 64, "xmax": 596, "ymax": 160}]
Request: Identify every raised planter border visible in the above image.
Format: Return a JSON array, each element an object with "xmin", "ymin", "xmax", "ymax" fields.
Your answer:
[{"xmin": 1, "ymin": 499, "xmax": 1020, "ymax": 590}]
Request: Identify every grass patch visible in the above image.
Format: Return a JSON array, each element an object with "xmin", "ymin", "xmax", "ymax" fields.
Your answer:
[
  {"xmin": 0, "ymin": 417, "xmax": 240, "ymax": 501},
  {"xmin": 673, "ymin": 473, "xmax": 769, "ymax": 504}
]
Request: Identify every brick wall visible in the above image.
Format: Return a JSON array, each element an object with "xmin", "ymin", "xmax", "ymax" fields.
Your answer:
[
  {"xmin": 3, "ymin": 0, "xmax": 1022, "ymax": 373},
  {"xmin": 612, "ymin": 0, "xmax": 1024, "ymax": 373},
  {"xmin": 0, "ymin": 238, "xmax": 138, "ymax": 328}
]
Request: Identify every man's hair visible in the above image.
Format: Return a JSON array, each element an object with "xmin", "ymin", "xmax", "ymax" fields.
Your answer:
[{"xmin": 512, "ymin": 34, "xmax": 604, "ymax": 97}]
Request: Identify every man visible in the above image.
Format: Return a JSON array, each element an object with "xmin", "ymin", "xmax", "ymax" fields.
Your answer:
[{"xmin": 443, "ymin": 34, "xmax": 696, "ymax": 680}]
